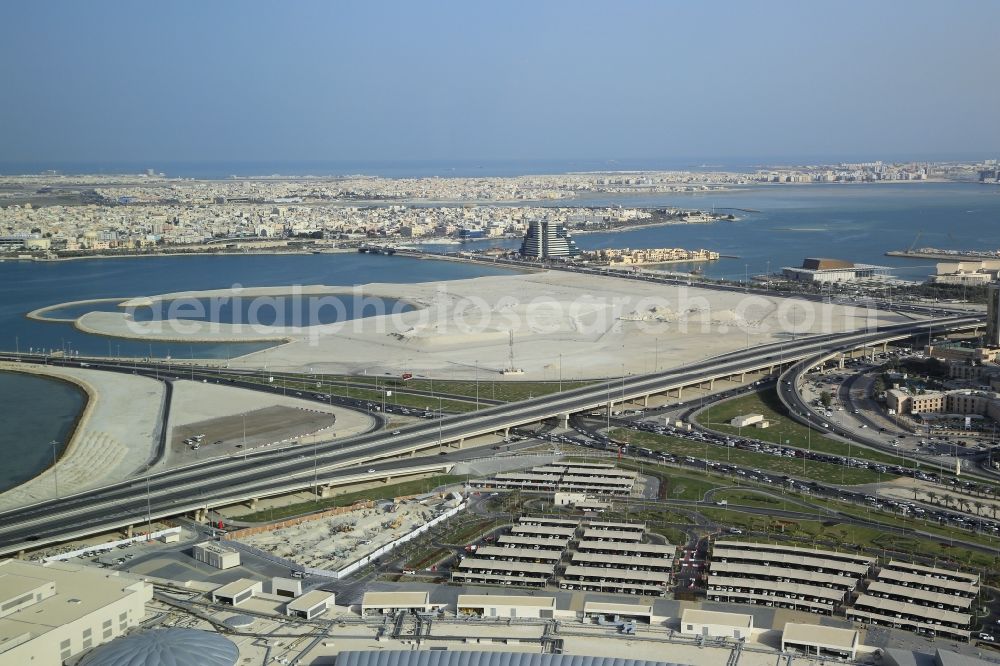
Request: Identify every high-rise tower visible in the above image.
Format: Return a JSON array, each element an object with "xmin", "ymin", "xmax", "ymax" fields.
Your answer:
[
  {"xmin": 986, "ymin": 282, "xmax": 1000, "ymax": 348},
  {"xmin": 519, "ymin": 220, "xmax": 580, "ymax": 259}
]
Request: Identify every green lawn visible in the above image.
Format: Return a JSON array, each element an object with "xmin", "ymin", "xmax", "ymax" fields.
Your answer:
[
  {"xmin": 439, "ymin": 518, "xmax": 502, "ymax": 545},
  {"xmin": 711, "ymin": 489, "xmax": 809, "ymax": 511},
  {"xmin": 696, "ymin": 390, "xmax": 912, "ymax": 468},
  {"xmin": 230, "ymin": 474, "xmax": 466, "ymax": 522},
  {"xmin": 406, "ymin": 547, "xmax": 453, "ymax": 570},
  {"xmin": 611, "ymin": 428, "xmax": 889, "ymax": 485},
  {"xmin": 702, "ymin": 507, "xmax": 891, "ymax": 548},
  {"xmin": 613, "ymin": 458, "xmax": 722, "ymax": 500}
]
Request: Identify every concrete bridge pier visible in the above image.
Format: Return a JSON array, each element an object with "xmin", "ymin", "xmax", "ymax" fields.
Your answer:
[
  {"xmin": 675, "ymin": 387, "xmax": 683, "ymax": 399},
  {"xmin": 558, "ymin": 413, "xmax": 570, "ymax": 428},
  {"xmin": 453, "ymin": 437, "xmax": 464, "ymax": 449},
  {"xmin": 247, "ymin": 498, "xmax": 258, "ymax": 510},
  {"xmin": 124, "ymin": 525, "xmax": 133, "ymax": 538}
]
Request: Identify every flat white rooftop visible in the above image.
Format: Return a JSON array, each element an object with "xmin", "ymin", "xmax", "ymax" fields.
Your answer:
[
  {"xmin": 362, "ymin": 591, "xmax": 432, "ymax": 607},
  {"xmin": 212, "ymin": 578, "xmax": 260, "ymax": 598},
  {"xmin": 457, "ymin": 595, "xmax": 556, "ymax": 609},
  {"xmin": 286, "ymin": 590, "xmax": 335, "ymax": 613},
  {"xmin": 713, "ymin": 541, "xmax": 874, "ymax": 566},
  {"xmin": 681, "ymin": 608, "xmax": 753, "ymax": 628},
  {"xmin": 782, "ymin": 622, "xmax": 858, "ymax": 650}
]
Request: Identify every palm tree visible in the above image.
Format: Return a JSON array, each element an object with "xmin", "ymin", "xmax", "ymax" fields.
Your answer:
[
  {"xmin": 926, "ymin": 491, "xmax": 938, "ymax": 506},
  {"xmin": 973, "ymin": 500, "xmax": 984, "ymax": 516},
  {"xmin": 941, "ymin": 493, "xmax": 953, "ymax": 509}
]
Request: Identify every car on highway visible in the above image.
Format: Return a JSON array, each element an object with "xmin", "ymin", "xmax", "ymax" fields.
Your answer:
[{"xmin": 367, "ymin": 468, "xmax": 376, "ymax": 473}]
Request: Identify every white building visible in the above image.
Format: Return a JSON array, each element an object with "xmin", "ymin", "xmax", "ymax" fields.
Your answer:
[
  {"xmin": 0, "ymin": 559, "xmax": 152, "ymax": 664},
  {"xmin": 193, "ymin": 541, "xmax": 240, "ymax": 570},
  {"xmin": 680, "ymin": 608, "xmax": 753, "ymax": 639}
]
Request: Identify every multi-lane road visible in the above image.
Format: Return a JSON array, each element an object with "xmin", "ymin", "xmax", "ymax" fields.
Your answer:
[{"xmin": 0, "ymin": 315, "xmax": 981, "ymax": 555}]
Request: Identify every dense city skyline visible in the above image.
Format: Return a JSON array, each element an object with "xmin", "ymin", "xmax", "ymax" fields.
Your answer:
[{"xmin": 1, "ymin": 0, "xmax": 999, "ymax": 165}]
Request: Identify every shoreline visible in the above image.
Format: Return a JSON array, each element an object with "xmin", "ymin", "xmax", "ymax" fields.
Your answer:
[{"xmin": 0, "ymin": 363, "xmax": 96, "ymax": 494}]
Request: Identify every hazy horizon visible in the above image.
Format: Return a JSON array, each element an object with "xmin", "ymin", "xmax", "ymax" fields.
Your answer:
[{"xmin": 2, "ymin": 0, "xmax": 998, "ymax": 165}]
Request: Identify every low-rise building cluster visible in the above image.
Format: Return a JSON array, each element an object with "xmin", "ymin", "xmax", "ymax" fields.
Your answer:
[
  {"xmin": 452, "ymin": 515, "xmax": 674, "ymax": 596},
  {"xmin": 478, "ymin": 462, "xmax": 637, "ymax": 496},
  {"xmin": 706, "ymin": 540, "xmax": 980, "ymax": 642},
  {"xmin": 582, "ymin": 247, "xmax": 720, "ymax": 265}
]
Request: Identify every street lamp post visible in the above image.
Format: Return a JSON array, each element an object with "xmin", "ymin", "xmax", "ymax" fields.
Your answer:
[
  {"xmin": 145, "ymin": 472, "xmax": 152, "ymax": 538},
  {"xmin": 438, "ymin": 396, "xmax": 444, "ymax": 453},
  {"xmin": 50, "ymin": 440, "xmax": 59, "ymax": 498}
]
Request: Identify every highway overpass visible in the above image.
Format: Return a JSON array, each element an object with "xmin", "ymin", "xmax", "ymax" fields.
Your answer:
[{"xmin": 0, "ymin": 315, "xmax": 981, "ymax": 556}]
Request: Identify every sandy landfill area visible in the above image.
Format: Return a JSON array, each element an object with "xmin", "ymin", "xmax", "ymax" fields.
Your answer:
[
  {"xmin": 61, "ymin": 270, "xmax": 925, "ymax": 380},
  {"xmin": 240, "ymin": 497, "xmax": 452, "ymax": 571}
]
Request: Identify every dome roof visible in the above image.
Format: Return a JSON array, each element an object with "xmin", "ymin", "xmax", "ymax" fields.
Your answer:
[
  {"xmin": 223, "ymin": 614, "xmax": 255, "ymax": 629},
  {"xmin": 79, "ymin": 628, "xmax": 238, "ymax": 666}
]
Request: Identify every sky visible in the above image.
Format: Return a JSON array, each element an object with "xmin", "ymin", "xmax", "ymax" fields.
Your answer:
[{"xmin": 1, "ymin": 0, "xmax": 999, "ymax": 166}]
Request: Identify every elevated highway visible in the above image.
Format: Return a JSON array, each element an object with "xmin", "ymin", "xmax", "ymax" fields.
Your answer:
[{"xmin": 0, "ymin": 315, "xmax": 981, "ymax": 556}]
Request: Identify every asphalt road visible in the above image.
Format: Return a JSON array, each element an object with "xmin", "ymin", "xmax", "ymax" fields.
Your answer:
[{"xmin": 0, "ymin": 315, "xmax": 980, "ymax": 554}]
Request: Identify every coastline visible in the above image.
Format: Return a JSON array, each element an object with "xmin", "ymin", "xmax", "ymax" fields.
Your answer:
[{"xmin": 0, "ymin": 362, "xmax": 95, "ymax": 493}]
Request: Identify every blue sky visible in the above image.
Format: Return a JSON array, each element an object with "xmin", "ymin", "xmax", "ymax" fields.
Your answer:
[{"xmin": 1, "ymin": 0, "xmax": 998, "ymax": 165}]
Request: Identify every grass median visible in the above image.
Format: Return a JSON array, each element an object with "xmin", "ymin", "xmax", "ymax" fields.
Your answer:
[
  {"xmin": 611, "ymin": 428, "xmax": 890, "ymax": 485},
  {"xmin": 696, "ymin": 390, "xmax": 913, "ymax": 468}
]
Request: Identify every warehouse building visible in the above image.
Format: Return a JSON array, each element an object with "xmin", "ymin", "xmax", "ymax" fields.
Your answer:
[
  {"xmin": 560, "ymin": 565, "xmax": 670, "ymax": 596},
  {"xmin": 286, "ymin": 590, "xmax": 336, "ymax": 620},
  {"xmin": 483, "ymin": 463, "xmax": 636, "ymax": 496},
  {"xmin": 586, "ymin": 520, "xmax": 645, "ymax": 534},
  {"xmin": 581, "ymin": 528, "xmax": 643, "ymax": 543},
  {"xmin": 192, "ymin": 541, "xmax": 241, "ymax": 570},
  {"xmin": 711, "ymin": 541, "xmax": 875, "ymax": 576},
  {"xmin": 475, "ymin": 546, "xmax": 563, "ymax": 565},
  {"xmin": 510, "ymin": 524, "xmax": 577, "ymax": 540},
  {"xmin": 570, "ymin": 551, "xmax": 673, "ymax": 574},
  {"xmin": 680, "ymin": 608, "xmax": 754, "ymax": 639},
  {"xmin": 456, "ymin": 595, "xmax": 557, "ymax": 619},
  {"xmin": 847, "ymin": 561, "xmax": 979, "ymax": 641},
  {"xmin": 497, "ymin": 534, "xmax": 570, "ymax": 551},
  {"xmin": 211, "ymin": 579, "xmax": 262, "ymax": 607},
  {"xmin": 583, "ymin": 601, "xmax": 654, "ymax": 624},
  {"xmin": 453, "ymin": 558, "xmax": 554, "ymax": 588},
  {"xmin": 782, "ymin": 257, "xmax": 892, "ymax": 283},
  {"xmin": 336, "ymin": 650, "xmax": 689, "ymax": 666},
  {"xmin": 519, "ymin": 516, "xmax": 580, "ymax": 529},
  {"xmin": 576, "ymin": 540, "xmax": 675, "ymax": 560},
  {"xmin": 0, "ymin": 559, "xmax": 152, "ymax": 665},
  {"xmin": 782, "ymin": 622, "xmax": 859, "ymax": 660},
  {"xmin": 361, "ymin": 591, "xmax": 441, "ymax": 615},
  {"xmin": 707, "ymin": 541, "xmax": 873, "ymax": 614}
]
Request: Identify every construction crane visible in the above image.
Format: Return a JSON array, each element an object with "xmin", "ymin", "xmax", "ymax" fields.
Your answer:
[{"xmin": 908, "ymin": 231, "xmax": 923, "ymax": 253}]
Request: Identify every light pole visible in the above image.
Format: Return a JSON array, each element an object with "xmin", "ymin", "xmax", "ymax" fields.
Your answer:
[
  {"xmin": 50, "ymin": 440, "xmax": 60, "ymax": 498},
  {"xmin": 242, "ymin": 413, "xmax": 247, "ymax": 460},
  {"xmin": 558, "ymin": 353, "xmax": 562, "ymax": 393},
  {"xmin": 475, "ymin": 360, "xmax": 480, "ymax": 410},
  {"xmin": 438, "ymin": 396, "xmax": 444, "ymax": 453},
  {"xmin": 145, "ymin": 472, "xmax": 152, "ymax": 538},
  {"xmin": 313, "ymin": 440, "xmax": 319, "ymax": 494}
]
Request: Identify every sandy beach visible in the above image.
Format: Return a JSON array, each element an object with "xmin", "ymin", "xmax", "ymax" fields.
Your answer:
[{"xmin": 0, "ymin": 362, "xmax": 164, "ymax": 511}]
